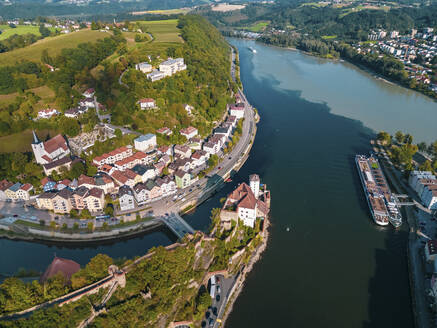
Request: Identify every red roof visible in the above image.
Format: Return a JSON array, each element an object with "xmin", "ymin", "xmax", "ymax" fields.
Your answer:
[
  {"xmin": 228, "ymin": 183, "xmax": 257, "ymax": 210},
  {"xmin": 20, "ymin": 183, "xmax": 33, "ymax": 191},
  {"xmin": 86, "ymin": 187, "xmax": 103, "ymax": 199},
  {"xmin": 40, "ymin": 257, "xmax": 80, "ymax": 283},
  {"xmin": 0, "ymin": 179, "xmax": 13, "ymax": 191},
  {"xmin": 78, "ymin": 174, "xmax": 95, "ymax": 186},
  {"xmin": 43, "ymin": 134, "xmax": 68, "ymax": 154},
  {"xmin": 139, "ymin": 98, "xmax": 155, "ymax": 103},
  {"xmin": 111, "ymin": 170, "xmax": 128, "ymax": 184},
  {"xmin": 180, "ymin": 126, "xmax": 197, "ymax": 136}
]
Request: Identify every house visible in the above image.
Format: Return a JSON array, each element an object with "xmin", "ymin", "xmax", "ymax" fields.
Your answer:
[
  {"xmin": 180, "ymin": 126, "xmax": 198, "ymax": 140},
  {"xmin": 5, "ymin": 183, "xmax": 22, "ymax": 201},
  {"xmin": 229, "ymin": 103, "xmax": 245, "ymax": 119},
  {"xmin": 147, "ymin": 70, "xmax": 166, "ymax": 82},
  {"xmin": 154, "ymin": 161, "xmax": 166, "ymax": 175},
  {"xmin": 119, "ymin": 185, "xmax": 136, "ymax": 211},
  {"xmin": 191, "ymin": 150, "xmax": 209, "ymax": 167},
  {"xmin": 135, "ymin": 62, "xmax": 153, "ymax": 73},
  {"xmin": 110, "ymin": 170, "xmax": 136, "ymax": 188},
  {"xmin": 78, "ymin": 174, "xmax": 95, "ymax": 189},
  {"xmin": 145, "ymin": 179, "xmax": 162, "ymax": 200},
  {"xmin": 0, "ymin": 179, "xmax": 13, "ymax": 200},
  {"xmin": 159, "ymin": 58, "xmax": 187, "ymax": 76},
  {"xmin": 156, "ymin": 127, "xmax": 172, "ymax": 136},
  {"xmin": 174, "ymin": 145, "xmax": 192, "ymax": 159},
  {"xmin": 64, "ymin": 106, "xmax": 88, "ymax": 118},
  {"xmin": 157, "ymin": 145, "xmax": 173, "ymax": 156},
  {"xmin": 84, "ymin": 188, "xmax": 104, "ymax": 212},
  {"xmin": 79, "ymin": 98, "xmax": 95, "ymax": 108},
  {"xmin": 175, "ymin": 170, "xmax": 191, "ymax": 189},
  {"xmin": 425, "ymin": 240, "xmax": 437, "ymax": 261},
  {"xmin": 134, "ymin": 134, "xmax": 157, "ymax": 152},
  {"xmin": 220, "ymin": 175, "xmax": 270, "ymax": 228},
  {"xmin": 133, "ymin": 183, "xmax": 149, "ymax": 204},
  {"xmin": 422, "ymin": 186, "xmax": 437, "ymax": 210},
  {"xmin": 32, "ymin": 132, "xmax": 70, "ymax": 165},
  {"xmin": 183, "ymin": 104, "xmax": 194, "ymax": 115},
  {"xmin": 155, "ymin": 175, "xmax": 176, "ymax": 196},
  {"xmin": 138, "ymin": 98, "xmax": 156, "ymax": 110},
  {"xmin": 92, "ymin": 146, "xmax": 132, "ymax": 167},
  {"xmin": 159, "ymin": 154, "xmax": 171, "ymax": 166},
  {"xmin": 70, "ymin": 186, "xmax": 89, "ymax": 210},
  {"xmin": 37, "ymin": 108, "xmax": 60, "ymax": 119},
  {"xmin": 95, "ymin": 175, "xmax": 115, "ymax": 194},
  {"xmin": 56, "ymin": 179, "xmax": 71, "ymax": 190},
  {"xmin": 188, "ymin": 137, "xmax": 202, "ymax": 151},
  {"xmin": 36, "ymin": 192, "xmax": 57, "ymax": 210},
  {"xmin": 132, "ymin": 164, "xmax": 156, "ymax": 183},
  {"xmin": 82, "ymin": 88, "xmax": 95, "ymax": 98},
  {"xmin": 43, "ymin": 156, "xmax": 73, "ymax": 176},
  {"xmin": 99, "ymin": 164, "xmax": 116, "ymax": 176},
  {"xmin": 52, "ymin": 189, "xmax": 73, "ymax": 214},
  {"xmin": 13, "ymin": 183, "xmax": 33, "ymax": 201},
  {"xmin": 226, "ymin": 115, "xmax": 237, "ymax": 127},
  {"xmin": 203, "ymin": 141, "xmax": 220, "ymax": 155},
  {"xmin": 114, "ymin": 151, "xmax": 150, "ymax": 171}
]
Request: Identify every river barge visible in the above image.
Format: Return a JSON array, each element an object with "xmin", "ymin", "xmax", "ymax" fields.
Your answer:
[{"xmin": 355, "ymin": 154, "xmax": 402, "ymax": 228}]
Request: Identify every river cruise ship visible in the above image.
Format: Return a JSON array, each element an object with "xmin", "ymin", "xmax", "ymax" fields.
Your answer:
[{"xmin": 355, "ymin": 154, "xmax": 402, "ymax": 228}]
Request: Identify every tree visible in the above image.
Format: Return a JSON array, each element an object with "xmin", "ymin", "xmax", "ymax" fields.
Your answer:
[
  {"xmin": 73, "ymin": 222, "xmax": 79, "ymax": 230},
  {"xmin": 70, "ymin": 209, "xmax": 79, "ymax": 218},
  {"xmin": 86, "ymin": 165, "xmax": 97, "ymax": 176},
  {"xmin": 49, "ymin": 221, "xmax": 57, "ymax": 230},
  {"xmin": 91, "ymin": 21, "xmax": 99, "ymax": 30},
  {"xmin": 417, "ymin": 142, "xmax": 427, "ymax": 152},
  {"xmin": 104, "ymin": 204, "xmax": 114, "ymax": 216},
  {"xmin": 80, "ymin": 209, "xmax": 92, "ymax": 220},
  {"xmin": 404, "ymin": 134, "xmax": 413, "ymax": 145},
  {"xmin": 39, "ymin": 25, "xmax": 51, "ymax": 38},
  {"xmin": 114, "ymin": 128, "xmax": 122, "ymax": 138},
  {"xmin": 70, "ymin": 161, "xmax": 85, "ymax": 179},
  {"xmin": 419, "ymin": 160, "xmax": 433, "ymax": 172},
  {"xmin": 87, "ymin": 222, "xmax": 94, "ymax": 232},
  {"xmin": 60, "ymin": 118, "xmax": 80, "ymax": 137},
  {"xmin": 395, "ymin": 131, "xmax": 404, "ymax": 144}
]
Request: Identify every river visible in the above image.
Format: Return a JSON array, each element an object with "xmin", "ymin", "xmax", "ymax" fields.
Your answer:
[{"xmin": 1, "ymin": 38, "xmax": 437, "ymax": 327}]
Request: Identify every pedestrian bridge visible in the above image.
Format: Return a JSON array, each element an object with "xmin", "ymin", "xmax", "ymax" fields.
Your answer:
[{"xmin": 159, "ymin": 213, "xmax": 195, "ymax": 239}]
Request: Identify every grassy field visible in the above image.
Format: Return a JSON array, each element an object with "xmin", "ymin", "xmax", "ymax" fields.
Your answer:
[
  {"xmin": 322, "ymin": 35, "xmax": 337, "ymax": 39},
  {"xmin": 0, "ymin": 29, "xmax": 107, "ymax": 66},
  {"xmin": 137, "ymin": 19, "xmax": 183, "ymax": 43},
  {"xmin": 0, "ymin": 25, "xmax": 57, "ymax": 41},
  {"xmin": 132, "ymin": 8, "xmax": 191, "ymax": 15},
  {"xmin": 0, "ymin": 129, "xmax": 59, "ymax": 153},
  {"xmin": 242, "ymin": 21, "xmax": 270, "ymax": 32},
  {"xmin": 0, "ymin": 85, "xmax": 55, "ymax": 110}
]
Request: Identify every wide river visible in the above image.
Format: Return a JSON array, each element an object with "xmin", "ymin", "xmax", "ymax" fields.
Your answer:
[{"xmin": 1, "ymin": 39, "xmax": 437, "ymax": 327}]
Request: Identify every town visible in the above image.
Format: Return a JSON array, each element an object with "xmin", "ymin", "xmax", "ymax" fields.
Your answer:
[{"xmin": 0, "ymin": 86, "xmax": 253, "ymax": 231}]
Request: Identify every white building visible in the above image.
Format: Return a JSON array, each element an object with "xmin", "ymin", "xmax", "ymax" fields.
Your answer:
[
  {"xmin": 119, "ymin": 185, "xmax": 136, "ymax": 211},
  {"xmin": 147, "ymin": 70, "xmax": 166, "ymax": 82},
  {"xmin": 180, "ymin": 126, "xmax": 198, "ymax": 140},
  {"xmin": 229, "ymin": 104, "xmax": 245, "ymax": 119},
  {"xmin": 31, "ymin": 132, "xmax": 70, "ymax": 165},
  {"xmin": 138, "ymin": 98, "xmax": 156, "ymax": 110},
  {"xmin": 135, "ymin": 62, "xmax": 153, "ymax": 73},
  {"xmin": 159, "ymin": 58, "xmax": 187, "ymax": 76},
  {"xmin": 134, "ymin": 134, "xmax": 157, "ymax": 152},
  {"xmin": 37, "ymin": 108, "xmax": 60, "ymax": 119}
]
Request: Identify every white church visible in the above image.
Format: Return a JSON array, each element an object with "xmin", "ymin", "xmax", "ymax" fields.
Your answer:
[{"xmin": 31, "ymin": 131, "xmax": 71, "ymax": 165}]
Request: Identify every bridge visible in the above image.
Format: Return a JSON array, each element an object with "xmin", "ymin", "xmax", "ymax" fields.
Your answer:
[{"xmin": 159, "ymin": 213, "xmax": 195, "ymax": 239}]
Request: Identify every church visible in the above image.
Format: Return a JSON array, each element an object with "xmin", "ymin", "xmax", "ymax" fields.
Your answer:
[{"xmin": 31, "ymin": 131, "xmax": 71, "ymax": 165}]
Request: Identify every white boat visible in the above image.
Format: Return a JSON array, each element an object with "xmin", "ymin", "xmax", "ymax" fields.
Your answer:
[{"xmin": 248, "ymin": 47, "xmax": 257, "ymax": 53}]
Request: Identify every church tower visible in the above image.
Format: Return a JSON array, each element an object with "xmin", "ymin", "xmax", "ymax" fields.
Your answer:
[
  {"xmin": 249, "ymin": 174, "xmax": 260, "ymax": 199},
  {"xmin": 31, "ymin": 130, "xmax": 46, "ymax": 164}
]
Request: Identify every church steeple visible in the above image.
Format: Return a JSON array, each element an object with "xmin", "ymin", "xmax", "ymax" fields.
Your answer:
[{"xmin": 32, "ymin": 130, "xmax": 40, "ymax": 144}]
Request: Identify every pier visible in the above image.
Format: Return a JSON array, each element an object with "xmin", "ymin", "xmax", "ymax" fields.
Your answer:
[{"xmin": 159, "ymin": 213, "xmax": 195, "ymax": 239}]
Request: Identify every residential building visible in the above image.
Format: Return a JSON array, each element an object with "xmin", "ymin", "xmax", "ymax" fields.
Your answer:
[
  {"xmin": 52, "ymin": 189, "xmax": 73, "ymax": 214},
  {"xmin": 203, "ymin": 141, "xmax": 219, "ymax": 155},
  {"xmin": 175, "ymin": 170, "xmax": 191, "ymax": 189},
  {"xmin": 180, "ymin": 126, "xmax": 198, "ymax": 140},
  {"xmin": 157, "ymin": 145, "xmax": 173, "ymax": 156},
  {"xmin": 134, "ymin": 134, "xmax": 157, "ymax": 152},
  {"xmin": 183, "ymin": 104, "xmax": 194, "ymax": 115},
  {"xmin": 15, "ymin": 183, "xmax": 33, "ymax": 201},
  {"xmin": 132, "ymin": 164, "xmax": 156, "ymax": 183},
  {"xmin": 84, "ymin": 188, "xmax": 104, "ymax": 212},
  {"xmin": 159, "ymin": 58, "xmax": 187, "ymax": 76},
  {"xmin": 229, "ymin": 103, "xmax": 245, "ymax": 119},
  {"xmin": 70, "ymin": 186, "xmax": 89, "ymax": 210},
  {"xmin": 147, "ymin": 70, "xmax": 166, "ymax": 82},
  {"xmin": 36, "ymin": 192, "xmax": 57, "ymax": 210},
  {"xmin": 43, "ymin": 156, "xmax": 73, "ymax": 176},
  {"xmin": 0, "ymin": 179, "xmax": 13, "ymax": 200},
  {"xmin": 94, "ymin": 175, "xmax": 115, "ymax": 194},
  {"xmin": 78, "ymin": 174, "xmax": 95, "ymax": 189},
  {"xmin": 156, "ymin": 127, "xmax": 172, "ymax": 136},
  {"xmin": 155, "ymin": 175, "xmax": 176, "ymax": 196},
  {"xmin": 37, "ymin": 108, "xmax": 60, "ymax": 119},
  {"xmin": 64, "ymin": 106, "xmax": 88, "ymax": 118},
  {"xmin": 138, "ymin": 98, "xmax": 156, "ymax": 110},
  {"xmin": 135, "ymin": 62, "xmax": 152, "ymax": 73},
  {"xmin": 32, "ymin": 132, "xmax": 70, "ymax": 165},
  {"xmin": 174, "ymin": 145, "xmax": 192, "ymax": 159},
  {"xmin": 82, "ymin": 88, "xmax": 95, "ymax": 98},
  {"xmin": 191, "ymin": 150, "xmax": 209, "ymax": 167},
  {"xmin": 92, "ymin": 146, "xmax": 132, "ymax": 167},
  {"xmin": 145, "ymin": 179, "xmax": 162, "ymax": 200},
  {"xmin": 119, "ymin": 185, "xmax": 136, "ymax": 211}
]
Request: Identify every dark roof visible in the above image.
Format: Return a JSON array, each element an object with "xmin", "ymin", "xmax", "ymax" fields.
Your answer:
[
  {"xmin": 40, "ymin": 256, "xmax": 80, "ymax": 283},
  {"xmin": 43, "ymin": 156, "xmax": 72, "ymax": 170},
  {"xmin": 73, "ymin": 186, "xmax": 89, "ymax": 197},
  {"xmin": 56, "ymin": 188, "xmax": 72, "ymax": 200},
  {"xmin": 38, "ymin": 191, "xmax": 58, "ymax": 199},
  {"xmin": 118, "ymin": 185, "xmax": 133, "ymax": 197}
]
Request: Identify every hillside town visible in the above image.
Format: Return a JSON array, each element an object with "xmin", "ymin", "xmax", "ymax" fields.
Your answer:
[
  {"xmin": 353, "ymin": 27, "xmax": 437, "ymax": 94},
  {"xmin": 0, "ymin": 92, "xmax": 247, "ymax": 221}
]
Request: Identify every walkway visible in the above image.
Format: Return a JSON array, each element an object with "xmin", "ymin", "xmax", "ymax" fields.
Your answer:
[{"xmin": 159, "ymin": 213, "xmax": 195, "ymax": 239}]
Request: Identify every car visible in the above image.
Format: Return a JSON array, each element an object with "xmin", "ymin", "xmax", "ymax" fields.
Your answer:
[
  {"xmin": 216, "ymin": 286, "xmax": 221, "ymax": 294},
  {"xmin": 218, "ymin": 166, "xmax": 221, "ymax": 170},
  {"xmin": 209, "ymin": 318, "xmax": 214, "ymax": 327},
  {"xmin": 13, "ymin": 214, "xmax": 18, "ymax": 217},
  {"xmin": 215, "ymin": 294, "xmax": 220, "ymax": 302},
  {"xmin": 228, "ymin": 157, "xmax": 232, "ymax": 160},
  {"xmin": 205, "ymin": 311, "xmax": 210, "ymax": 319},
  {"xmin": 212, "ymin": 307, "xmax": 218, "ymax": 316},
  {"xmin": 189, "ymin": 188, "xmax": 193, "ymax": 192}
]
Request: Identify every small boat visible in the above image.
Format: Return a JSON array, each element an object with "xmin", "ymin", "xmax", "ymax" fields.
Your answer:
[
  {"xmin": 286, "ymin": 227, "xmax": 290, "ymax": 232},
  {"xmin": 248, "ymin": 47, "xmax": 257, "ymax": 54},
  {"xmin": 225, "ymin": 178, "xmax": 232, "ymax": 183}
]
